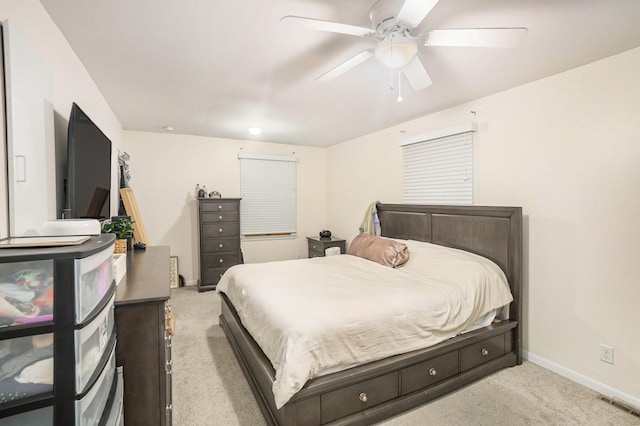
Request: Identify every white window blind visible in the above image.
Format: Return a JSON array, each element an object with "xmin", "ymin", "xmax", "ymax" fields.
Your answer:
[
  {"xmin": 401, "ymin": 125, "xmax": 475, "ymax": 205},
  {"xmin": 239, "ymin": 153, "xmax": 297, "ymax": 238}
]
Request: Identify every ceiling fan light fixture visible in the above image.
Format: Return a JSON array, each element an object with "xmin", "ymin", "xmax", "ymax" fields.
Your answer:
[
  {"xmin": 374, "ymin": 34, "xmax": 417, "ymax": 69},
  {"xmin": 248, "ymin": 127, "xmax": 262, "ymax": 135}
]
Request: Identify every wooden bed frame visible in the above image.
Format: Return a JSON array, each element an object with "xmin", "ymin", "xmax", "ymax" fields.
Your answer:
[{"xmin": 219, "ymin": 204, "xmax": 522, "ymax": 425}]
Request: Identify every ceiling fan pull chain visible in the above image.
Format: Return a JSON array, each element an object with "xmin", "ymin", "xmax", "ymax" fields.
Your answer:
[{"xmin": 397, "ymin": 71, "xmax": 403, "ymax": 102}]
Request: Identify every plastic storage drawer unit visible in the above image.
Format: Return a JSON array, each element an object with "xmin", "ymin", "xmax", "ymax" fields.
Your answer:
[
  {"xmin": 75, "ymin": 345, "xmax": 116, "ymax": 425},
  {"xmin": 0, "ymin": 333, "xmax": 54, "ymax": 403},
  {"xmin": 74, "ymin": 246, "xmax": 114, "ymax": 323},
  {"xmin": 0, "ymin": 259, "xmax": 54, "ymax": 328},
  {"xmin": 74, "ymin": 294, "xmax": 115, "ymax": 393}
]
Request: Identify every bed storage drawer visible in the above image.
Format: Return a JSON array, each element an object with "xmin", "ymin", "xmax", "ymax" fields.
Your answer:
[
  {"xmin": 401, "ymin": 351, "xmax": 459, "ymax": 395},
  {"xmin": 460, "ymin": 334, "xmax": 505, "ymax": 371},
  {"xmin": 320, "ymin": 372, "xmax": 398, "ymax": 423}
]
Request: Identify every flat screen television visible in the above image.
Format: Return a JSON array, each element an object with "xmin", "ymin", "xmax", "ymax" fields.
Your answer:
[{"xmin": 65, "ymin": 103, "xmax": 112, "ymax": 219}]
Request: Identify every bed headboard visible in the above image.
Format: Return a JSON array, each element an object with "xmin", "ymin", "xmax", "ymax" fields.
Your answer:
[{"xmin": 376, "ymin": 203, "xmax": 522, "ymax": 329}]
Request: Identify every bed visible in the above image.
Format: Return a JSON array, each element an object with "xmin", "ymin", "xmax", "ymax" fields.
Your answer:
[{"xmin": 218, "ymin": 203, "xmax": 522, "ymax": 425}]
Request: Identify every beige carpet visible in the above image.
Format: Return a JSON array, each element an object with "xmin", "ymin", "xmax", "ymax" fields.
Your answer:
[{"xmin": 169, "ymin": 286, "xmax": 638, "ymax": 426}]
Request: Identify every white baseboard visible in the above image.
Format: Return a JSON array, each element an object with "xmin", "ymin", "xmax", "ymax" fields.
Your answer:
[
  {"xmin": 524, "ymin": 351, "xmax": 640, "ymax": 412},
  {"xmin": 184, "ymin": 280, "xmax": 198, "ymax": 286}
]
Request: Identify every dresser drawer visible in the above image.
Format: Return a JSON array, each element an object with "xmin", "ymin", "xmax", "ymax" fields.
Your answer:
[
  {"xmin": 202, "ymin": 223, "xmax": 239, "ymax": 238},
  {"xmin": 203, "ymin": 267, "xmax": 234, "ymax": 286},
  {"xmin": 309, "ymin": 246, "xmax": 324, "ymax": 258},
  {"xmin": 201, "ymin": 237, "xmax": 240, "ymax": 254},
  {"xmin": 321, "ymin": 372, "xmax": 398, "ymax": 423},
  {"xmin": 201, "ymin": 211, "xmax": 239, "ymax": 223},
  {"xmin": 200, "ymin": 201, "xmax": 239, "ymax": 212},
  {"xmin": 401, "ymin": 351, "xmax": 459, "ymax": 395},
  {"xmin": 202, "ymin": 253, "xmax": 241, "ymax": 269},
  {"xmin": 460, "ymin": 334, "xmax": 505, "ymax": 371}
]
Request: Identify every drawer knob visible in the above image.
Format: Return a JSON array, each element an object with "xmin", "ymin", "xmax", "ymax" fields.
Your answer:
[
  {"xmin": 219, "ymin": 215, "xmax": 223, "ymax": 220},
  {"xmin": 219, "ymin": 259, "xmax": 224, "ymax": 263},
  {"xmin": 219, "ymin": 228, "xmax": 223, "ymax": 233},
  {"xmin": 481, "ymin": 348, "xmax": 489, "ymax": 356},
  {"xmin": 219, "ymin": 243, "xmax": 224, "ymax": 248},
  {"xmin": 358, "ymin": 392, "xmax": 368, "ymax": 403},
  {"xmin": 312, "ymin": 244, "xmax": 317, "ymax": 249},
  {"xmin": 428, "ymin": 367, "xmax": 437, "ymax": 376},
  {"xmin": 218, "ymin": 205, "xmax": 222, "ymax": 209},
  {"xmin": 166, "ymin": 404, "xmax": 173, "ymax": 412}
]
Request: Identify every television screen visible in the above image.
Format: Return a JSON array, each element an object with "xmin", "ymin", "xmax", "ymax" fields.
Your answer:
[{"xmin": 66, "ymin": 103, "xmax": 112, "ymax": 219}]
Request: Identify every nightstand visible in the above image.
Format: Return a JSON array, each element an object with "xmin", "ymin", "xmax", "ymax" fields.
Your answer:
[{"xmin": 307, "ymin": 236, "xmax": 346, "ymax": 258}]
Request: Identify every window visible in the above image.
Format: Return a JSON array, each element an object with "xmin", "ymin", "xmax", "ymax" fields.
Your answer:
[
  {"xmin": 401, "ymin": 123, "xmax": 476, "ymax": 205},
  {"xmin": 239, "ymin": 153, "xmax": 297, "ymax": 238}
]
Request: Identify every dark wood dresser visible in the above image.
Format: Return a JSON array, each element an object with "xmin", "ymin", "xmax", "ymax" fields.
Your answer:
[
  {"xmin": 115, "ymin": 246, "xmax": 172, "ymax": 426},
  {"xmin": 198, "ymin": 198, "xmax": 242, "ymax": 292}
]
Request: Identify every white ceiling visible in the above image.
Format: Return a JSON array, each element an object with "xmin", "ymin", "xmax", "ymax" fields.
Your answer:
[{"xmin": 39, "ymin": 0, "xmax": 640, "ymax": 147}]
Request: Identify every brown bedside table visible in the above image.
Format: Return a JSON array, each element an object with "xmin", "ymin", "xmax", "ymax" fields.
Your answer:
[{"xmin": 306, "ymin": 236, "xmax": 346, "ymax": 258}]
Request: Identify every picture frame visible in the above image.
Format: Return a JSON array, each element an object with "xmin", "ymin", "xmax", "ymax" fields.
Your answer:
[{"xmin": 170, "ymin": 256, "xmax": 179, "ymax": 289}]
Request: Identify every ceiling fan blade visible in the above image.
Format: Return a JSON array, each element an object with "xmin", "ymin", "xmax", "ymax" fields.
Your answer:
[
  {"xmin": 425, "ymin": 28, "xmax": 528, "ymax": 48},
  {"xmin": 402, "ymin": 56, "xmax": 432, "ymax": 90},
  {"xmin": 397, "ymin": 0, "xmax": 440, "ymax": 28},
  {"xmin": 281, "ymin": 16, "xmax": 374, "ymax": 37},
  {"xmin": 317, "ymin": 50, "xmax": 374, "ymax": 81}
]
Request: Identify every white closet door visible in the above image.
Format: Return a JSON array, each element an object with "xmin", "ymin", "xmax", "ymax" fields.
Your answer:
[{"xmin": 3, "ymin": 22, "xmax": 55, "ymax": 236}]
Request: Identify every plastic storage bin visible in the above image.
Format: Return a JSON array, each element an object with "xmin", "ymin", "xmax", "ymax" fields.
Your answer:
[
  {"xmin": 0, "ymin": 259, "xmax": 54, "ymax": 328},
  {"xmin": 74, "ymin": 294, "xmax": 115, "ymax": 393},
  {"xmin": 74, "ymin": 245, "xmax": 114, "ymax": 323},
  {"xmin": 75, "ymin": 345, "xmax": 115, "ymax": 426}
]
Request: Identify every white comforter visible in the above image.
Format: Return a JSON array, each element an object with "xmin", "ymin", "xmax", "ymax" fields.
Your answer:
[{"xmin": 216, "ymin": 240, "xmax": 513, "ymax": 408}]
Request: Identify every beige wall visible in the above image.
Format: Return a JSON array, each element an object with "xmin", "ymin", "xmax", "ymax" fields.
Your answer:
[
  {"xmin": 122, "ymin": 131, "xmax": 326, "ymax": 283},
  {"xmin": 327, "ymin": 47, "xmax": 640, "ymax": 407}
]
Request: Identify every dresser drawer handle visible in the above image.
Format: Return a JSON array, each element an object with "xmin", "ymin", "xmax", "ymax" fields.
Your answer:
[
  {"xmin": 358, "ymin": 392, "xmax": 368, "ymax": 403},
  {"xmin": 219, "ymin": 215, "xmax": 223, "ymax": 220},
  {"xmin": 312, "ymin": 244, "xmax": 317, "ymax": 249},
  {"xmin": 219, "ymin": 259, "xmax": 224, "ymax": 263},
  {"xmin": 166, "ymin": 404, "xmax": 173, "ymax": 412},
  {"xmin": 481, "ymin": 348, "xmax": 489, "ymax": 356},
  {"xmin": 219, "ymin": 243, "xmax": 224, "ymax": 248},
  {"xmin": 218, "ymin": 205, "xmax": 222, "ymax": 210},
  {"xmin": 428, "ymin": 367, "xmax": 437, "ymax": 376},
  {"xmin": 219, "ymin": 228, "xmax": 223, "ymax": 233}
]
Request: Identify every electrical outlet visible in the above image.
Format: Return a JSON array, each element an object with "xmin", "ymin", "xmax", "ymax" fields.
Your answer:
[{"xmin": 600, "ymin": 344, "xmax": 614, "ymax": 364}]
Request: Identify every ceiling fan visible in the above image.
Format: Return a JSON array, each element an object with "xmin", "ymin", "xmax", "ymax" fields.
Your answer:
[{"xmin": 281, "ymin": 0, "xmax": 528, "ymax": 92}]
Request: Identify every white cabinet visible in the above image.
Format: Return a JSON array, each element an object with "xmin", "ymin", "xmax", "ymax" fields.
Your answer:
[{"xmin": 2, "ymin": 21, "xmax": 56, "ymax": 236}]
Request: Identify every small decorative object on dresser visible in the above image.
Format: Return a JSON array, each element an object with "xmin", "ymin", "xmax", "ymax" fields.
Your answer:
[
  {"xmin": 307, "ymin": 235, "xmax": 346, "ymax": 258},
  {"xmin": 101, "ymin": 217, "xmax": 134, "ymax": 254}
]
